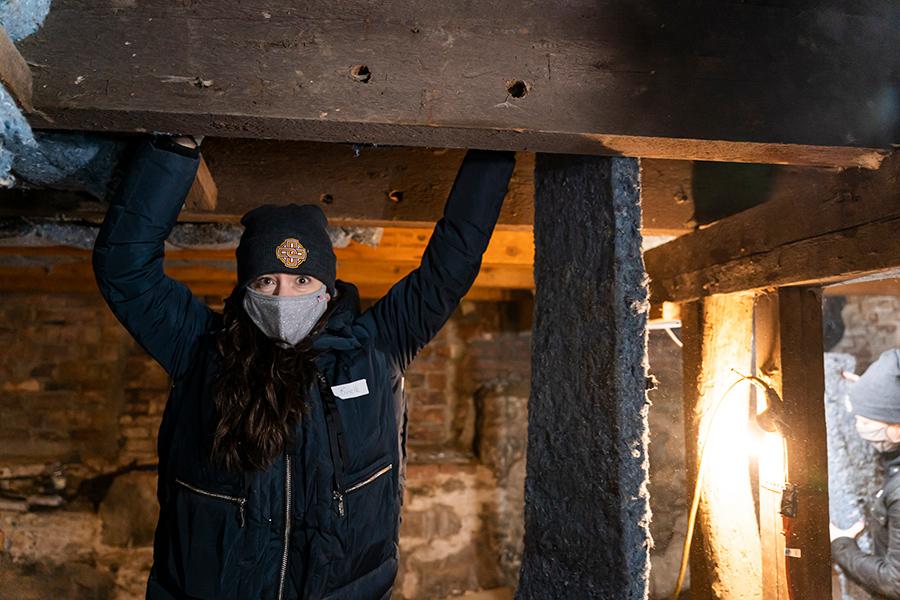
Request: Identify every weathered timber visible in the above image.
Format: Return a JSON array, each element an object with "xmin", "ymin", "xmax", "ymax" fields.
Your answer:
[
  {"xmin": 754, "ymin": 288, "xmax": 831, "ymax": 600},
  {"xmin": 3, "ymin": 138, "xmax": 876, "ymax": 235},
  {"xmin": 646, "ymin": 153, "xmax": 900, "ymax": 303},
  {"xmin": 824, "ymin": 270, "xmax": 900, "ymax": 297},
  {"xmin": 518, "ymin": 154, "xmax": 649, "ymax": 599},
  {"xmin": 184, "ymin": 155, "xmax": 218, "ymax": 212},
  {"xmin": 825, "ymin": 279, "xmax": 900, "ymax": 297},
  {"xmin": 198, "ymin": 142, "xmax": 535, "ymax": 229},
  {"xmin": 680, "ymin": 293, "xmax": 762, "ymax": 600},
  {"xmin": 17, "ymin": 1, "xmax": 898, "ymax": 168},
  {"xmin": 0, "ymin": 24, "xmax": 33, "ymax": 112}
]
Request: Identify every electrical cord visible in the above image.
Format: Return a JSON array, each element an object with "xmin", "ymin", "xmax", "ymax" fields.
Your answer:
[{"xmin": 670, "ymin": 372, "xmax": 786, "ymax": 600}]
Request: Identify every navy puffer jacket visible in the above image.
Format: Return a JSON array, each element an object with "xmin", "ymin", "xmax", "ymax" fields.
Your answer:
[{"xmin": 92, "ymin": 138, "xmax": 516, "ymax": 599}]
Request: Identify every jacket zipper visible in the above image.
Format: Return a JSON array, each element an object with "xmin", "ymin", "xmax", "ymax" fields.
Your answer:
[
  {"xmin": 174, "ymin": 478, "xmax": 246, "ymax": 528},
  {"xmin": 277, "ymin": 453, "xmax": 292, "ymax": 600},
  {"xmin": 333, "ymin": 463, "xmax": 393, "ymax": 518}
]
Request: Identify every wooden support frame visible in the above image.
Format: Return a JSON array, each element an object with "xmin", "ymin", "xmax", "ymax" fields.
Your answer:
[
  {"xmin": 0, "ymin": 141, "xmax": 781, "ymax": 237},
  {"xmin": 519, "ymin": 154, "xmax": 649, "ymax": 598},
  {"xmin": 184, "ymin": 155, "xmax": 218, "ymax": 212},
  {"xmin": 0, "ymin": 24, "xmax": 33, "ymax": 112},
  {"xmin": 647, "ymin": 154, "xmax": 900, "ymax": 304},
  {"xmin": 680, "ymin": 293, "xmax": 762, "ymax": 599},
  {"xmin": 754, "ymin": 288, "xmax": 831, "ymax": 600},
  {"xmin": 17, "ymin": 1, "xmax": 898, "ymax": 167}
]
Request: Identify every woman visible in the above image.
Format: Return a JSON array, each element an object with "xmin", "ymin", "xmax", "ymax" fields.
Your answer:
[
  {"xmin": 831, "ymin": 348, "xmax": 900, "ymax": 599},
  {"xmin": 92, "ymin": 135, "xmax": 516, "ymax": 599}
]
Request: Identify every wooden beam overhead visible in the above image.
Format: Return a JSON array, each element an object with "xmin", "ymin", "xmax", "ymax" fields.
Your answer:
[
  {"xmin": 17, "ymin": 1, "xmax": 898, "ymax": 168},
  {"xmin": 4, "ymin": 139, "xmax": 886, "ymax": 237},
  {"xmin": 0, "ymin": 24, "xmax": 33, "ymax": 112},
  {"xmin": 825, "ymin": 278, "xmax": 900, "ymax": 297},
  {"xmin": 646, "ymin": 154, "xmax": 900, "ymax": 304}
]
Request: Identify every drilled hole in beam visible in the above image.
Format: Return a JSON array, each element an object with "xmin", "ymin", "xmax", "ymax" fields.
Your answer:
[
  {"xmin": 387, "ymin": 190, "xmax": 403, "ymax": 203},
  {"xmin": 350, "ymin": 64, "xmax": 371, "ymax": 83},
  {"xmin": 506, "ymin": 79, "xmax": 528, "ymax": 98},
  {"xmin": 320, "ymin": 193, "xmax": 334, "ymax": 204}
]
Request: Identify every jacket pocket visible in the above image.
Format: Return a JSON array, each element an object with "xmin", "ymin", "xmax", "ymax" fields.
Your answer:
[
  {"xmin": 333, "ymin": 462, "xmax": 393, "ymax": 518},
  {"xmin": 175, "ymin": 478, "xmax": 247, "ymax": 527},
  {"xmin": 329, "ymin": 460, "xmax": 398, "ymax": 585},
  {"xmin": 164, "ymin": 478, "xmax": 259, "ymax": 599}
]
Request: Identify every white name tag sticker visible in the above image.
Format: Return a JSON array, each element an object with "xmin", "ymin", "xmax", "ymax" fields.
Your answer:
[{"xmin": 331, "ymin": 379, "xmax": 370, "ymax": 399}]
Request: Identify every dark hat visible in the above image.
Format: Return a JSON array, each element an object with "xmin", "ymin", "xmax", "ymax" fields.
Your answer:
[
  {"xmin": 850, "ymin": 348, "xmax": 900, "ymax": 424},
  {"xmin": 236, "ymin": 204, "xmax": 336, "ymax": 294}
]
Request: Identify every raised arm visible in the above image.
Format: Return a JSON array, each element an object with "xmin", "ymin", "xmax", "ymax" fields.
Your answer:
[
  {"xmin": 363, "ymin": 149, "xmax": 516, "ymax": 372},
  {"xmin": 832, "ymin": 489, "xmax": 900, "ymax": 599},
  {"xmin": 92, "ymin": 137, "xmax": 217, "ymax": 380}
]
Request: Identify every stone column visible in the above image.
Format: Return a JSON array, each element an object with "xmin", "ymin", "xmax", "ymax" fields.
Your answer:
[{"xmin": 517, "ymin": 154, "xmax": 650, "ymax": 599}]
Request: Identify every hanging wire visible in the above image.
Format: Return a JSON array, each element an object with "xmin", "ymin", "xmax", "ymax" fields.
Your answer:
[
  {"xmin": 665, "ymin": 327, "xmax": 683, "ymax": 348},
  {"xmin": 671, "ymin": 372, "xmax": 784, "ymax": 600}
]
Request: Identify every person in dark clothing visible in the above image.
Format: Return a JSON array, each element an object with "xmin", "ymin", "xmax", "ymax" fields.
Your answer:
[
  {"xmin": 831, "ymin": 348, "xmax": 900, "ymax": 600},
  {"xmin": 92, "ymin": 134, "xmax": 516, "ymax": 599}
]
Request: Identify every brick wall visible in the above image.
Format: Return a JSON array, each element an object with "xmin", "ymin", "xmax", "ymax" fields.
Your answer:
[
  {"xmin": 831, "ymin": 295, "xmax": 900, "ymax": 372},
  {"xmin": 0, "ymin": 293, "xmax": 131, "ymax": 465},
  {"xmin": 1, "ymin": 290, "xmax": 533, "ymax": 599}
]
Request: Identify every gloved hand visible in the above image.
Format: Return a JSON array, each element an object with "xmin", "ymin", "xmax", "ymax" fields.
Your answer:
[
  {"xmin": 173, "ymin": 135, "xmax": 204, "ymax": 149},
  {"xmin": 830, "ymin": 518, "xmax": 865, "ymax": 541}
]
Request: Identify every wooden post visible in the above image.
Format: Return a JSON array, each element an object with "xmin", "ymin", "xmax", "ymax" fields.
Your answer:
[
  {"xmin": 680, "ymin": 294, "xmax": 762, "ymax": 600},
  {"xmin": 754, "ymin": 287, "xmax": 831, "ymax": 600},
  {"xmin": 517, "ymin": 154, "xmax": 650, "ymax": 599}
]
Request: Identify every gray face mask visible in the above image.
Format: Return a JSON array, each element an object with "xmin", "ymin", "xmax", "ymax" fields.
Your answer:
[
  {"xmin": 856, "ymin": 418, "xmax": 900, "ymax": 453},
  {"xmin": 242, "ymin": 285, "xmax": 329, "ymax": 347}
]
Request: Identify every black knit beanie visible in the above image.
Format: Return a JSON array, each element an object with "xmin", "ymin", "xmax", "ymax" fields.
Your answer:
[
  {"xmin": 850, "ymin": 349, "xmax": 900, "ymax": 424},
  {"xmin": 235, "ymin": 203, "xmax": 336, "ymax": 294}
]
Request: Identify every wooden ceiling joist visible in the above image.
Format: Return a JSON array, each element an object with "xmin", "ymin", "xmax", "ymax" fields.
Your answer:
[
  {"xmin": 645, "ymin": 154, "xmax": 900, "ymax": 305},
  {"xmin": 6, "ymin": 139, "xmax": 889, "ymax": 238},
  {"xmin": 16, "ymin": 1, "xmax": 898, "ymax": 168}
]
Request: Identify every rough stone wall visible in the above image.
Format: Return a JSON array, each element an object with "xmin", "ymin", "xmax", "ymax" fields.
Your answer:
[
  {"xmin": 831, "ymin": 295, "xmax": 900, "ymax": 372},
  {"xmin": 645, "ymin": 330, "xmax": 688, "ymax": 599}
]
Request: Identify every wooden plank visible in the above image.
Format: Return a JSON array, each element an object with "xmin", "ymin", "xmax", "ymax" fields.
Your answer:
[
  {"xmin": 196, "ymin": 142, "xmax": 535, "ymax": 230},
  {"xmin": 754, "ymin": 288, "xmax": 831, "ymax": 600},
  {"xmin": 0, "ymin": 261, "xmax": 523, "ymax": 301},
  {"xmin": 0, "ymin": 227, "xmax": 535, "ymax": 266},
  {"xmin": 646, "ymin": 153, "xmax": 900, "ymax": 304},
  {"xmin": 0, "ymin": 24, "xmax": 33, "ymax": 112},
  {"xmin": 680, "ymin": 293, "xmax": 762, "ymax": 599},
  {"xmin": 17, "ymin": 1, "xmax": 898, "ymax": 167},
  {"xmin": 824, "ymin": 277, "xmax": 900, "ymax": 297},
  {"xmin": 184, "ymin": 155, "xmax": 218, "ymax": 212},
  {"xmin": 0, "ymin": 235, "xmax": 535, "ymax": 297},
  {"xmin": 3, "ymin": 139, "xmax": 878, "ymax": 236},
  {"xmin": 754, "ymin": 293, "xmax": 789, "ymax": 600}
]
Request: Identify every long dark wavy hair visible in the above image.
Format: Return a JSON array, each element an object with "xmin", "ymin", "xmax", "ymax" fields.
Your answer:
[{"xmin": 210, "ymin": 287, "xmax": 337, "ymax": 473}]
